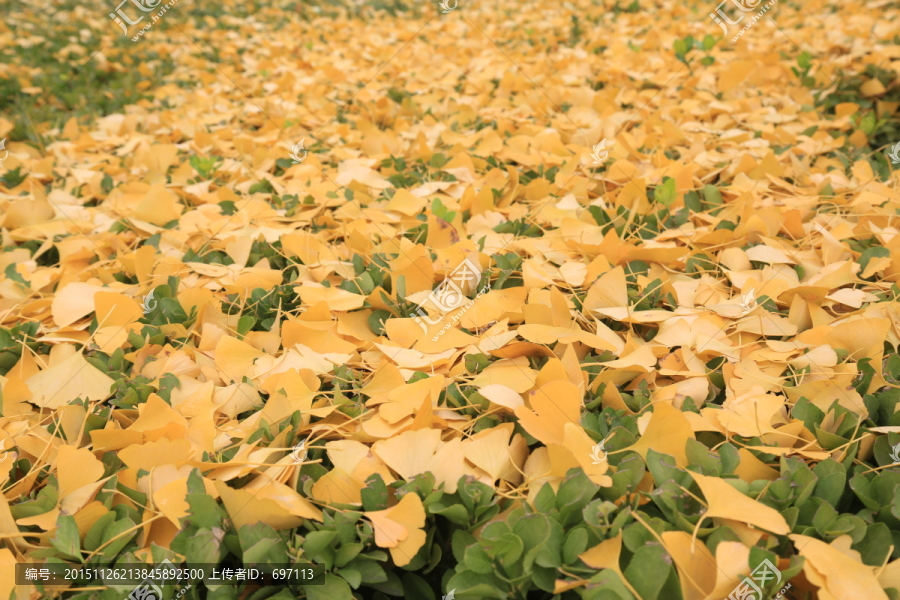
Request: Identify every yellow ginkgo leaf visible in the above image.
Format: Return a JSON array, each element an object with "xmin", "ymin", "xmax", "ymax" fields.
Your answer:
[
  {"xmin": 659, "ymin": 531, "xmax": 716, "ymax": 600},
  {"xmin": 94, "ymin": 291, "xmax": 143, "ymax": 328},
  {"xmin": 514, "ymin": 380, "xmax": 581, "ymax": 446},
  {"xmin": 57, "ymin": 445, "xmax": 105, "ymax": 514},
  {"xmin": 51, "ymin": 282, "xmax": 106, "ymax": 328},
  {"xmin": 578, "ymin": 533, "xmax": 641, "ymax": 599},
  {"xmin": 461, "ymin": 423, "xmax": 517, "ymax": 482},
  {"xmin": 243, "ymin": 479, "xmax": 323, "ymax": 522},
  {"xmin": 790, "ymin": 534, "xmax": 888, "ymax": 600},
  {"xmin": 0, "ymin": 548, "xmax": 19, "ymax": 600},
  {"xmin": 128, "ymin": 393, "xmax": 189, "ymax": 434},
  {"xmin": 310, "ymin": 468, "xmax": 363, "ymax": 505},
  {"xmin": 26, "ymin": 352, "xmax": 115, "ymax": 409},
  {"xmin": 691, "ymin": 471, "xmax": 790, "ymax": 535},
  {"xmin": 214, "ymin": 335, "xmax": 266, "ymax": 384},
  {"xmin": 625, "ymin": 402, "xmax": 694, "ymax": 468},
  {"xmin": 119, "ymin": 438, "xmax": 193, "ymax": 472},
  {"xmin": 372, "ymin": 429, "xmax": 442, "ymax": 480},
  {"xmin": 365, "ymin": 492, "xmax": 426, "ymax": 567},
  {"xmin": 215, "ymin": 480, "xmax": 303, "ymax": 531},
  {"xmin": 478, "ymin": 383, "xmax": 524, "ymax": 410}
]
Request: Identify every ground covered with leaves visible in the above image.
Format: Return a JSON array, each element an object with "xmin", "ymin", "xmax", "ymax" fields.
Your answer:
[{"xmin": 2, "ymin": 0, "xmax": 900, "ymax": 599}]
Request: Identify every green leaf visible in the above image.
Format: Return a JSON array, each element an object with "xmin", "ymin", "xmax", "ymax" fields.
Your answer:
[
  {"xmin": 483, "ymin": 533, "xmax": 523, "ymax": 569},
  {"xmin": 429, "ymin": 154, "xmax": 449, "ymax": 169},
  {"xmin": 563, "ymin": 527, "xmax": 589, "ymax": 564},
  {"xmin": 368, "ymin": 309, "xmax": 392, "ymax": 336},
  {"xmin": 719, "ymin": 443, "xmax": 741, "ymax": 475},
  {"xmin": 886, "ymin": 354, "xmax": 900, "ymax": 383},
  {"xmin": 452, "ymin": 530, "xmax": 478, "ymax": 563},
  {"xmin": 602, "ymin": 454, "xmax": 645, "ymax": 501},
  {"xmin": 458, "ymin": 478, "xmax": 496, "ymax": 517},
  {"xmin": 556, "ymin": 468, "xmax": 599, "ymax": 527},
  {"xmin": 402, "ymin": 572, "xmax": 436, "ymax": 600},
  {"xmin": 52, "ymin": 515, "xmax": 81, "ymax": 561},
  {"xmin": 186, "ymin": 493, "xmax": 221, "ymax": 529},
  {"xmin": 849, "ymin": 472, "xmax": 880, "ymax": 510},
  {"xmin": 98, "ymin": 518, "xmax": 137, "ymax": 561},
  {"xmin": 237, "ymin": 315, "xmax": 256, "ymax": 337},
  {"xmin": 683, "ymin": 190, "xmax": 702, "ymax": 213},
  {"xmin": 84, "ymin": 512, "xmax": 116, "ymax": 552},
  {"xmin": 854, "ymin": 523, "xmax": 893, "ymax": 566},
  {"xmin": 815, "ymin": 426, "xmax": 848, "ymax": 451},
  {"xmin": 686, "ymin": 438, "xmax": 721, "ymax": 475},
  {"xmin": 428, "ymin": 501, "xmax": 469, "ymax": 526},
  {"xmin": 332, "ymin": 511, "xmax": 362, "ymax": 546},
  {"xmin": 335, "ymin": 543, "xmax": 364, "ymax": 568},
  {"xmin": 304, "ymin": 530, "xmax": 338, "ymax": 558},
  {"xmin": 397, "ymin": 472, "xmax": 435, "ymax": 500},
  {"xmin": 263, "ymin": 591, "xmax": 297, "ymax": 600},
  {"xmin": 518, "ymin": 513, "xmax": 563, "ymax": 569},
  {"xmin": 855, "ymin": 357, "xmax": 876, "ymax": 395},
  {"xmin": 792, "ymin": 397, "xmax": 825, "ymax": 431},
  {"xmin": 584, "ymin": 569, "xmax": 637, "ymax": 600},
  {"xmin": 654, "ymin": 177, "xmax": 677, "ymax": 206},
  {"xmin": 306, "ymin": 574, "xmax": 354, "ymax": 600},
  {"xmin": 239, "ymin": 523, "xmax": 289, "ymax": 565},
  {"xmin": 362, "ymin": 473, "xmax": 389, "ymax": 511},
  {"xmin": 445, "ymin": 570, "xmax": 509, "ymax": 599},
  {"xmin": 10, "ymin": 484, "xmax": 58, "ymax": 519},
  {"xmin": 337, "ymin": 565, "xmax": 362, "ymax": 589},
  {"xmin": 463, "ymin": 544, "xmax": 494, "ymax": 574},
  {"xmin": 625, "ymin": 544, "xmax": 672, "ymax": 600},
  {"xmin": 532, "ymin": 565, "xmax": 557, "ymax": 592},
  {"xmin": 186, "ymin": 528, "xmax": 224, "ymax": 565},
  {"xmin": 645, "ymin": 448, "xmax": 690, "ymax": 487},
  {"xmin": 701, "ymin": 184, "xmax": 723, "ymax": 207},
  {"xmin": 532, "ymin": 481, "xmax": 556, "ymax": 511},
  {"xmin": 812, "ymin": 459, "xmax": 846, "ymax": 507},
  {"xmin": 622, "ymin": 518, "xmax": 668, "ymax": 553},
  {"xmin": 482, "ymin": 521, "xmax": 510, "ymax": 540},
  {"xmin": 343, "ymin": 557, "xmax": 387, "ymax": 584},
  {"xmin": 367, "ymin": 568, "xmax": 404, "ymax": 596},
  {"xmin": 859, "ymin": 246, "xmax": 890, "ymax": 276}
]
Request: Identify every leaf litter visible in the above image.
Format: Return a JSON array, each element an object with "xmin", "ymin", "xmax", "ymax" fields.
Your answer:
[{"xmin": 1, "ymin": 0, "xmax": 900, "ymax": 599}]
